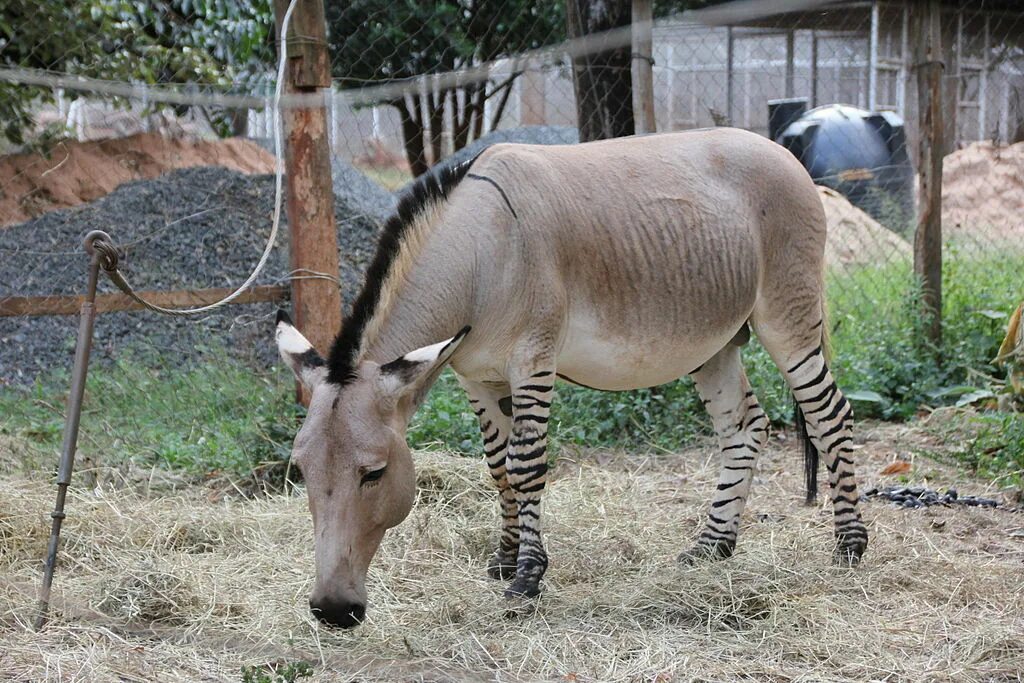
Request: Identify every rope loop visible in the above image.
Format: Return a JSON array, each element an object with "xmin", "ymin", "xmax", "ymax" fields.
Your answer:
[{"xmin": 77, "ymin": 0, "xmax": 297, "ymax": 318}]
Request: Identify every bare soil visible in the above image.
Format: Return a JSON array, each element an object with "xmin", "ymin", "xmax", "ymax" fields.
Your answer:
[
  {"xmin": 0, "ymin": 134, "xmax": 275, "ymax": 227},
  {"xmin": 943, "ymin": 140, "xmax": 1024, "ymax": 247},
  {"xmin": 1, "ymin": 423, "xmax": 1022, "ymax": 682},
  {"xmin": 818, "ymin": 186, "xmax": 911, "ymax": 268}
]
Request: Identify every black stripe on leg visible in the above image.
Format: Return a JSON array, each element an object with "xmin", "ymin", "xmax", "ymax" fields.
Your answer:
[
  {"xmin": 793, "ymin": 364, "xmax": 829, "ymax": 392},
  {"xmin": 788, "ymin": 347, "xmax": 822, "ymax": 374}
]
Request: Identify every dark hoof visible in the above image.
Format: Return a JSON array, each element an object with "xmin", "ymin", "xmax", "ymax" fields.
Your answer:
[
  {"xmin": 503, "ymin": 596, "xmax": 537, "ymax": 619},
  {"xmin": 504, "ymin": 577, "xmax": 542, "ymax": 600},
  {"xmin": 833, "ymin": 538, "xmax": 868, "ymax": 567},
  {"xmin": 486, "ymin": 552, "xmax": 517, "ymax": 581},
  {"xmin": 677, "ymin": 540, "xmax": 734, "ymax": 566}
]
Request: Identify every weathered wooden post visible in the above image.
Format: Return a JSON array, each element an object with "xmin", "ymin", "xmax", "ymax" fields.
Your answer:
[
  {"xmin": 912, "ymin": 0, "xmax": 944, "ymax": 348},
  {"xmin": 273, "ymin": 0, "xmax": 342, "ymax": 404},
  {"xmin": 632, "ymin": 0, "xmax": 656, "ymax": 134}
]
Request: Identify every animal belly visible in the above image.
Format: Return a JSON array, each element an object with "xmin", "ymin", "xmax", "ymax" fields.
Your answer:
[{"xmin": 556, "ymin": 317, "xmax": 735, "ymax": 391}]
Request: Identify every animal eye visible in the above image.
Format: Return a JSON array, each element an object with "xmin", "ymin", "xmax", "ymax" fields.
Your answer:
[{"xmin": 361, "ymin": 466, "xmax": 386, "ymax": 485}]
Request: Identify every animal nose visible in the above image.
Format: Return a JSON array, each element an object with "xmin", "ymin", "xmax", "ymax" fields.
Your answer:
[{"xmin": 309, "ymin": 597, "xmax": 366, "ymax": 628}]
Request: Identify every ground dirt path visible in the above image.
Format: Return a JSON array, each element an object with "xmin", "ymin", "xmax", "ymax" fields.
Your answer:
[{"xmin": 1, "ymin": 422, "xmax": 1022, "ymax": 682}]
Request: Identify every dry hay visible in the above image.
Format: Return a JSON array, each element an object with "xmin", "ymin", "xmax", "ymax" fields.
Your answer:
[
  {"xmin": 817, "ymin": 186, "xmax": 911, "ymax": 269},
  {"xmin": 1, "ymin": 424, "xmax": 1023, "ymax": 682},
  {"xmin": 943, "ymin": 141, "xmax": 1024, "ymax": 249}
]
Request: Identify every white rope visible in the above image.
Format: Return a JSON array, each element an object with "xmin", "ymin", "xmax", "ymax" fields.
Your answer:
[{"xmin": 89, "ymin": 0, "xmax": 299, "ymax": 317}]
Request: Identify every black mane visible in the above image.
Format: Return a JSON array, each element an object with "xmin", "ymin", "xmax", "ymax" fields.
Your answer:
[{"xmin": 326, "ymin": 156, "xmax": 479, "ymax": 385}]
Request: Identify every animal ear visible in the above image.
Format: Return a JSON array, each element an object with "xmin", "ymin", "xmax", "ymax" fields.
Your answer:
[
  {"xmin": 377, "ymin": 326, "xmax": 470, "ymax": 412},
  {"xmin": 275, "ymin": 310, "xmax": 327, "ymax": 390}
]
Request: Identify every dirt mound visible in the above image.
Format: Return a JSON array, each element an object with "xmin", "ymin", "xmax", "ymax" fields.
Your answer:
[
  {"xmin": 818, "ymin": 186, "xmax": 911, "ymax": 268},
  {"xmin": 0, "ymin": 134, "xmax": 276, "ymax": 227},
  {"xmin": 943, "ymin": 140, "xmax": 1024, "ymax": 246}
]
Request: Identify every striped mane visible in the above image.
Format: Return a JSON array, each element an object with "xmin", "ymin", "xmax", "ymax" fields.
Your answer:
[{"xmin": 326, "ymin": 157, "xmax": 478, "ymax": 385}]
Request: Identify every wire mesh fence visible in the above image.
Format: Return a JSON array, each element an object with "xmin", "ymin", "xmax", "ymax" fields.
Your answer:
[{"xmin": 0, "ymin": 0, "xmax": 1022, "ymax": 458}]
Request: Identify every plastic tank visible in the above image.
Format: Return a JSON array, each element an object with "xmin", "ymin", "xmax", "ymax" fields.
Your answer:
[{"xmin": 769, "ymin": 99, "xmax": 915, "ymax": 230}]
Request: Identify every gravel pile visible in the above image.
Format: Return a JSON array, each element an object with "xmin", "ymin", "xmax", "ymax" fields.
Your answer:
[
  {"xmin": 401, "ymin": 125, "xmax": 579, "ymax": 193},
  {"xmin": 1, "ymin": 166, "xmax": 386, "ymax": 384}
]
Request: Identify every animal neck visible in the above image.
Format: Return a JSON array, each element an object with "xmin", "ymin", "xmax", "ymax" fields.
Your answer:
[
  {"xmin": 358, "ymin": 203, "xmax": 472, "ymax": 366},
  {"xmin": 326, "ymin": 160, "xmax": 479, "ymax": 387}
]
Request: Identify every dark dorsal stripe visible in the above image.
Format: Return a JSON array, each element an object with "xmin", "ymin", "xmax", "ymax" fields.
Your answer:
[{"xmin": 327, "ymin": 155, "xmax": 481, "ymax": 385}]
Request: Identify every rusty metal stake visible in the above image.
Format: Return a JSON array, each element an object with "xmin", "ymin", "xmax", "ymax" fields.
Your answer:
[{"xmin": 33, "ymin": 230, "xmax": 108, "ymax": 631}]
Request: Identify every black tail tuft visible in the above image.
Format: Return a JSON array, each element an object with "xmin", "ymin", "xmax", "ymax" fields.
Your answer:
[{"xmin": 794, "ymin": 401, "xmax": 818, "ymax": 505}]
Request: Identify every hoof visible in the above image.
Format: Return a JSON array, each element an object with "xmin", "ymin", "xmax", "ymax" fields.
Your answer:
[
  {"xmin": 503, "ymin": 595, "xmax": 538, "ymax": 619},
  {"xmin": 486, "ymin": 552, "xmax": 517, "ymax": 581},
  {"xmin": 504, "ymin": 577, "xmax": 542, "ymax": 600},
  {"xmin": 833, "ymin": 524, "xmax": 868, "ymax": 567},
  {"xmin": 677, "ymin": 540, "xmax": 734, "ymax": 566},
  {"xmin": 832, "ymin": 539, "xmax": 867, "ymax": 567}
]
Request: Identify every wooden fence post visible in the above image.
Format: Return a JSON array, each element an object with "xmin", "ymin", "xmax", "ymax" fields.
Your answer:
[
  {"xmin": 632, "ymin": 0, "xmax": 656, "ymax": 134},
  {"xmin": 913, "ymin": 0, "xmax": 944, "ymax": 348},
  {"xmin": 274, "ymin": 0, "xmax": 342, "ymax": 403}
]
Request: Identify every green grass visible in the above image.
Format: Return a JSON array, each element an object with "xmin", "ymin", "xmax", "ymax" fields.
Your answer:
[
  {"xmin": 826, "ymin": 248, "xmax": 1020, "ymax": 419},
  {"xmin": 0, "ymin": 357, "xmax": 299, "ymax": 483},
  {"xmin": 2, "ymin": 252, "xmax": 1020, "ymax": 483},
  {"xmin": 930, "ymin": 411, "xmax": 1024, "ymax": 487}
]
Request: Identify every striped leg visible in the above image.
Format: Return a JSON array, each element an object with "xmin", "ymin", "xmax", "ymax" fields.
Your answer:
[
  {"xmin": 458, "ymin": 378, "xmax": 518, "ymax": 580},
  {"xmin": 680, "ymin": 344, "xmax": 769, "ymax": 564},
  {"xmin": 784, "ymin": 345, "xmax": 868, "ymax": 566},
  {"xmin": 504, "ymin": 369, "xmax": 555, "ymax": 599}
]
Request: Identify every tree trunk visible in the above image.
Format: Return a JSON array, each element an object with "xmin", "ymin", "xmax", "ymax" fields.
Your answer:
[
  {"xmin": 566, "ymin": 0, "xmax": 635, "ymax": 142},
  {"xmin": 395, "ymin": 95, "xmax": 430, "ymax": 178}
]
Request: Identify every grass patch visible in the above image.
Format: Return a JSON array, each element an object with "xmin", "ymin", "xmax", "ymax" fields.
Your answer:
[
  {"xmin": 0, "ymin": 358, "xmax": 299, "ymax": 483},
  {"xmin": 929, "ymin": 411, "xmax": 1024, "ymax": 487}
]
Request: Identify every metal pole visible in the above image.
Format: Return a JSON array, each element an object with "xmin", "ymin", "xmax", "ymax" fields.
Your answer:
[
  {"xmin": 811, "ymin": 31, "xmax": 818, "ymax": 107},
  {"xmin": 34, "ymin": 231, "xmax": 106, "ymax": 631},
  {"xmin": 868, "ymin": 0, "xmax": 879, "ymax": 111},
  {"xmin": 785, "ymin": 29, "xmax": 795, "ymax": 99},
  {"xmin": 726, "ymin": 26, "xmax": 735, "ymax": 125}
]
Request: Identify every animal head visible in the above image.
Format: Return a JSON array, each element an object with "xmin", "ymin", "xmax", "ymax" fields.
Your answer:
[{"xmin": 275, "ymin": 311, "xmax": 467, "ymax": 628}]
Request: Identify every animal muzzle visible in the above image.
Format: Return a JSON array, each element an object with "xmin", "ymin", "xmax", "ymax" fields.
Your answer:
[{"xmin": 309, "ymin": 596, "xmax": 366, "ymax": 628}]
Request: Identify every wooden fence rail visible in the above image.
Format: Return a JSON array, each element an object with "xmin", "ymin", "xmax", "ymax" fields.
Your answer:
[{"xmin": 0, "ymin": 284, "xmax": 289, "ymax": 318}]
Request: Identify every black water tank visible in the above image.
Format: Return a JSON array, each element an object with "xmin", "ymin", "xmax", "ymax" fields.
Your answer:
[{"xmin": 772, "ymin": 103, "xmax": 914, "ymax": 230}]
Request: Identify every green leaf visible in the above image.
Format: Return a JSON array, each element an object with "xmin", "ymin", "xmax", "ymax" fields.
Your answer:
[
  {"xmin": 955, "ymin": 389, "xmax": 994, "ymax": 408},
  {"xmin": 846, "ymin": 390, "xmax": 885, "ymax": 403},
  {"xmin": 927, "ymin": 385, "xmax": 981, "ymax": 400},
  {"xmin": 977, "ymin": 309, "xmax": 1007, "ymax": 321}
]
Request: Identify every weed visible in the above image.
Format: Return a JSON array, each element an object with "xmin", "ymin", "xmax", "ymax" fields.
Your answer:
[{"xmin": 240, "ymin": 661, "xmax": 313, "ymax": 683}]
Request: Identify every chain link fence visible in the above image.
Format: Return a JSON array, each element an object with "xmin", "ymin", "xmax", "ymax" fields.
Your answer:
[{"xmin": 1, "ymin": 0, "xmax": 1022, "ymax": 449}]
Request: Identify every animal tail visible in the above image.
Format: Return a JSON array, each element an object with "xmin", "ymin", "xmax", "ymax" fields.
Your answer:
[{"xmin": 796, "ymin": 297, "xmax": 831, "ymax": 505}]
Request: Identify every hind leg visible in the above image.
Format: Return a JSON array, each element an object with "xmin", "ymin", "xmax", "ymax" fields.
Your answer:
[
  {"xmin": 754, "ymin": 319, "xmax": 868, "ymax": 566},
  {"xmin": 679, "ymin": 343, "xmax": 769, "ymax": 564}
]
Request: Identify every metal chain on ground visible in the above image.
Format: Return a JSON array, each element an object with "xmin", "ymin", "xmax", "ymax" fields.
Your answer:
[{"xmin": 83, "ymin": 0, "xmax": 298, "ymax": 317}]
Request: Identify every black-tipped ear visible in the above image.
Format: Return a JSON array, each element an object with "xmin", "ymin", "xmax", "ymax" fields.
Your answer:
[
  {"xmin": 275, "ymin": 313, "xmax": 326, "ymax": 390},
  {"xmin": 378, "ymin": 327, "xmax": 470, "ymax": 410},
  {"xmin": 276, "ymin": 309, "xmax": 292, "ymax": 326}
]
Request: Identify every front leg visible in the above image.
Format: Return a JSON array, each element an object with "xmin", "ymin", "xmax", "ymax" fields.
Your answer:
[
  {"xmin": 504, "ymin": 369, "xmax": 555, "ymax": 599},
  {"xmin": 458, "ymin": 378, "xmax": 518, "ymax": 580}
]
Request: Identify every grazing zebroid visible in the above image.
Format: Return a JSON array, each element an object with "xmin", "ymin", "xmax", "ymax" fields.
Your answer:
[{"xmin": 274, "ymin": 128, "xmax": 868, "ymax": 628}]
